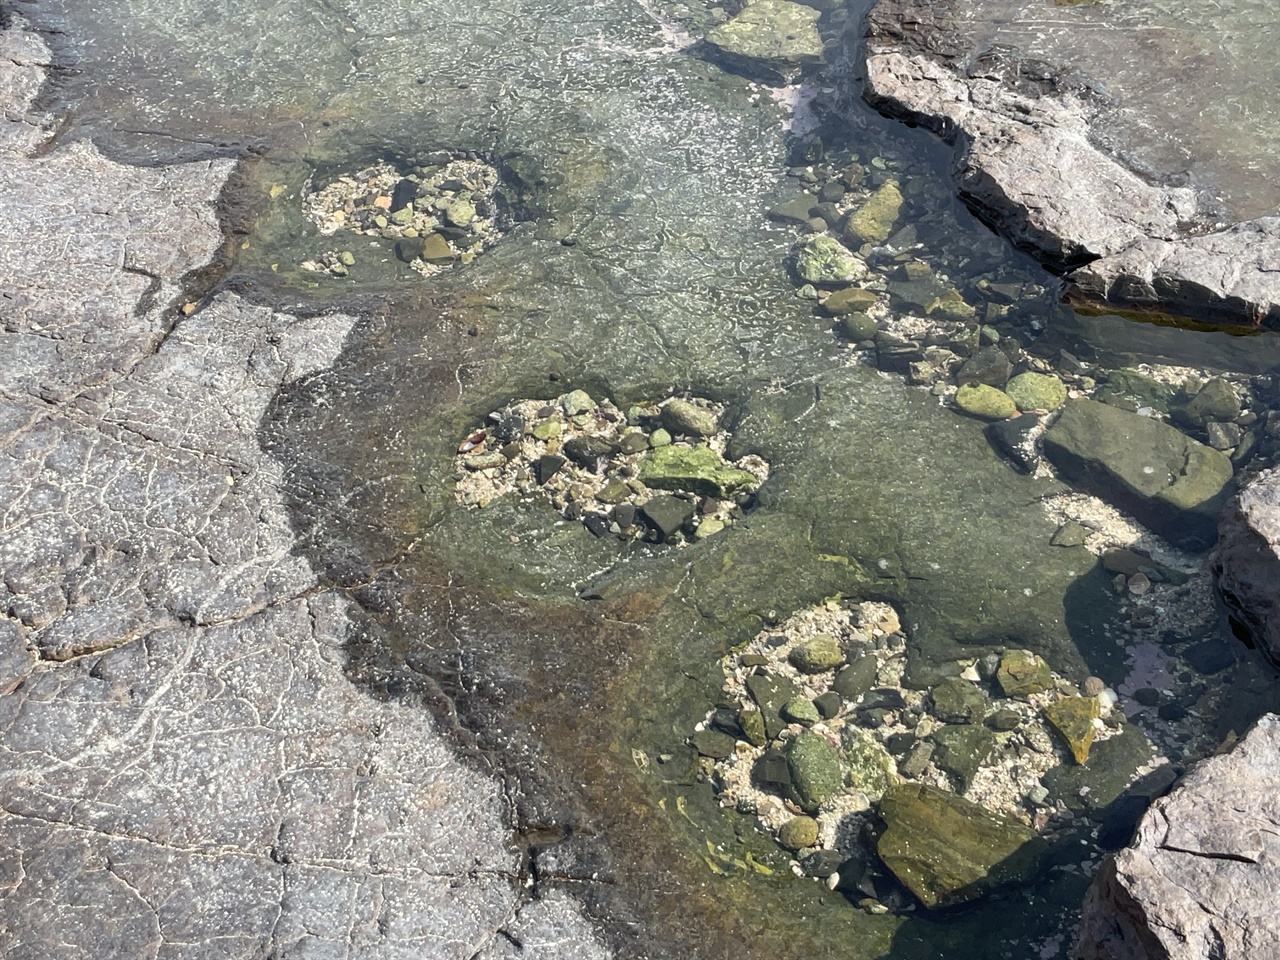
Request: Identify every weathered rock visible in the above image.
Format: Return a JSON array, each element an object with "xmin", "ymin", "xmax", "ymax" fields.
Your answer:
[
  {"xmin": 746, "ymin": 671, "xmax": 802, "ymax": 740},
  {"xmin": 1044, "ymin": 696, "xmax": 1099, "ymax": 764},
  {"xmin": 985, "ymin": 412, "xmax": 1040, "ymax": 473},
  {"xmin": 931, "ymin": 724, "xmax": 995, "ymax": 791},
  {"xmin": 779, "ymin": 816, "xmax": 820, "ymax": 851},
  {"xmin": 996, "ymin": 649, "xmax": 1054, "ymax": 699},
  {"xmin": 954, "ymin": 383, "xmax": 1017, "ymax": 421},
  {"xmin": 738, "ymin": 708, "xmax": 768, "ymax": 746},
  {"xmin": 1172, "ymin": 377, "xmax": 1241, "ymax": 428},
  {"xmin": 956, "ymin": 345, "xmax": 1013, "ymax": 387},
  {"xmin": 702, "ymin": 0, "xmax": 823, "ymax": 84},
  {"xmin": 1043, "ymin": 399, "xmax": 1234, "ymax": 550},
  {"xmin": 843, "ymin": 180, "xmax": 904, "ymax": 246},
  {"xmin": 876, "ymin": 783, "xmax": 1045, "ymax": 909},
  {"xmin": 833, "ymin": 656, "xmax": 879, "ymax": 701},
  {"xmin": 1216, "ymin": 468, "xmax": 1280, "ymax": 664},
  {"xmin": 794, "ymin": 235, "xmax": 867, "ymax": 286},
  {"xmin": 421, "ymin": 231, "xmax": 455, "ymax": 264},
  {"xmin": 637, "ymin": 445, "xmax": 758, "ymax": 498},
  {"xmin": 787, "ymin": 731, "xmax": 844, "ymax": 812},
  {"xmin": 1077, "ymin": 714, "xmax": 1280, "ymax": 959},
  {"xmin": 781, "ymin": 696, "xmax": 821, "ymax": 725},
  {"xmin": 638, "ymin": 494, "xmax": 696, "ymax": 541}
]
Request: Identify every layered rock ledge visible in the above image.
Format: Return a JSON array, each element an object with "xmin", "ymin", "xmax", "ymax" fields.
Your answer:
[{"xmin": 862, "ymin": 0, "xmax": 1280, "ymax": 327}]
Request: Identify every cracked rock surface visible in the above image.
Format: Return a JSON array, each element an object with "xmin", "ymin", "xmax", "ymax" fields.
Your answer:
[
  {"xmin": 862, "ymin": 0, "xmax": 1280, "ymax": 326},
  {"xmin": 1076, "ymin": 713, "xmax": 1280, "ymax": 960},
  {"xmin": 1216, "ymin": 468, "xmax": 1280, "ymax": 666},
  {"xmin": 0, "ymin": 19, "xmax": 608, "ymax": 959}
]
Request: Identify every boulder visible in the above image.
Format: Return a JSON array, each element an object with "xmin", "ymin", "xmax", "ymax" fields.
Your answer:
[
  {"xmin": 1215, "ymin": 468, "xmax": 1280, "ymax": 664},
  {"xmin": 702, "ymin": 1, "xmax": 823, "ymax": 84},
  {"xmin": 1042, "ymin": 399, "xmax": 1233, "ymax": 550},
  {"xmin": 1076, "ymin": 714, "xmax": 1280, "ymax": 959},
  {"xmin": 876, "ymin": 783, "xmax": 1045, "ymax": 909}
]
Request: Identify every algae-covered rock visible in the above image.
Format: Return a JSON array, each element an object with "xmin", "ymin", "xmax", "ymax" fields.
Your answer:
[
  {"xmin": 738, "ymin": 708, "xmax": 767, "ymax": 747},
  {"xmin": 1044, "ymin": 695, "xmax": 1099, "ymax": 764},
  {"xmin": 843, "ymin": 727, "xmax": 896, "ymax": 801},
  {"xmin": 778, "ymin": 816, "xmax": 820, "ymax": 851},
  {"xmin": 1174, "ymin": 377, "xmax": 1241, "ymax": 427},
  {"xmin": 420, "ymin": 232, "xmax": 455, "ymax": 264},
  {"xmin": 839, "ymin": 312, "xmax": 879, "ymax": 342},
  {"xmin": 703, "ymin": 0, "xmax": 823, "ymax": 84},
  {"xmin": 833, "ymin": 656, "xmax": 878, "ymax": 701},
  {"xmin": 930, "ymin": 677, "xmax": 989, "ymax": 724},
  {"xmin": 660, "ymin": 399, "xmax": 718, "ymax": 438},
  {"xmin": 637, "ymin": 445, "xmax": 758, "ymax": 498},
  {"xmin": 746, "ymin": 672, "xmax": 801, "ymax": 740},
  {"xmin": 1005, "ymin": 372, "xmax": 1067, "ymax": 412},
  {"xmin": 690, "ymin": 729, "xmax": 737, "ymax": 759},
  {"xmin": 781, "ymin": 697, "xmax": 821, "ymax": 725},
  {"xmin": 787, "ymin": 731, "xmax": 844, "ymax": 812},
  {"xmin": 954, "ymin": 383, "xmax": 1017, "ymax": 420},
  {"xmin": 821, "ymin": 286, "xmax": 879, "ymax": 316},
  {"xmin": 996, "ymin": 649, "xmax": 1054, "ymax": 698},
  {"xmin": 1095, "ymin": 368, "xmax": 1176, "ymax": 413},
  {"xmin": 561, "ymin": 389, "xmax": 595, "ymax": 416},
  {"xmin": 844, "ymin": 180, "xmax": 904, "ymax": 246},
  {"xmin": 931, "ymin": 724, "xmax": 995, "ymax": 791},
  {"xmin": 1042, "ymin": 399, "xmax": 1234, "ymax": 550},
  {"xmin": 876, "ymin": 783, "xmax": 1045, "ymax": 909},
  {"xmin": 790, "ymin": 634, "xmax": 843, "ymax": 673},
  {"xmin": 795, "ymin": 235, "xmax": 867, "ymax": 286}
]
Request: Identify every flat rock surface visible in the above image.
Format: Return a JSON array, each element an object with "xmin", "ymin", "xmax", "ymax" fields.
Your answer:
[
  {"xmin": 1077, "ymin": 713, "xmax": 1280, "ymax": 960},
  {"xmin": 0, "ymin": 19, "xmax": 607, "ymax": 958},
  {"xmin": 863, "ymin": 0, "xmax": 1280, "ymax": 325}
]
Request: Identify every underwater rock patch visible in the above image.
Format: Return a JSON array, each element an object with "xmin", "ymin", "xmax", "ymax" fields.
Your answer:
[
  {"xmin": 453, "ymin": 392, "xmax": 769, "ymax": 545},
  {"xmin": 301, "ymin": 158, "xmax": 505, "ymax": 277}
]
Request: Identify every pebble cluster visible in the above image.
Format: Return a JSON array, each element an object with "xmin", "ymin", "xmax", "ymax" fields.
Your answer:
[
  {"xmin": 453, "ymin": 391, "xmax": 770, "ymax": 544},
  {"xmin": 301, "ymin": 157, "xmax": 504, "ymax": 277},
  {"xmin": 692, "ymin": 599, "xmax": 1128, "ymax": 899}
]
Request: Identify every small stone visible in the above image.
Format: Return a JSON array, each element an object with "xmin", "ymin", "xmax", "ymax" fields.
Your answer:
[
  {"xmin": 790, "ymin": 634, "xmax": 844, "ymax": 673},
  {"xmin": 531, "ymin": 418, "xmax": 561, "ymax": 441},
  {"xmin": 395, "ymin": 237, "xmax": 426, "ymax": 263},
  {"xmin": 1206, "ymin": 421, "xmax": 1243, "ymax": 450},
  {"xmin": 898, "ymin": 740, "xmax": 934, "ymax": 778},
  {"xmin": 1043, "ymin": 696, "xmax": 1099, "ymax": 764},
  {"xmin": 738, "ymin": 709, "xmax": 767, "ymax": 746},
  {"xmin": 639, "ymin": 495, "xmax": 695, "ymax": 542},
  {"xmin": 596, "ymin": 480, "xmax": 631, "ymax": 504},
  {"xmin": 839, "ymin": 312, "xmax": 879, "ymax": 342},
  {"xmin": 956, "ymin": 346, "xmax": 1013, "ymax": 387},
  {"xmin": 690, "ymin": 729, "xmax": 737, "ymax": 759},
  {"xmin": 781, "ymin": 697, "xmax": 821, "ymax": 725},
  {"xmin": 613, "ymin": 503, "xmax": 637, "ymax": 529},
  {"xmin": 786, "ymin": 731, "xmax": 844, "ymax": 812},
  {"xmin": 695, "ymin": 517, "xmax": 726, "ymax": 539},
  {"xmin": 1082, "ymin": 676, "xmax": 1106, "ymax": 697},
  {"xmin": 985, "ymin": 709, "xmax": 1022, "ymax": 732},
  {"xmin": 420, "ymin": 232, "xmax": 455, "ymax": 264},
  {"xmin": 1127, "ymin": 573, "xmax": 1152, "ymax": 596},
  {"xmin": 931, "ymin": 724, "xmax": 995, "ymax": 791},
  {"xmin": 843, "ymin": 727, "xmax": 896, "ymax": 801},
  {"xmin": 833, "ymin": 657, "xmax": 878, "ymax": 700},
  {"xmin": 996, "ymin": 650, "xmax": 1054, "ymax": 699},
  {"xmin": 814, "ymin": 691, "xmax": 842, "ymax": 720},
  {"xmin": 843, "ymin": 180, "xmax": 903, "ymax": 245},
  {"xmin": 778, "ymin": 816, "xmax": 820, "ymax": 851},
  {"xmin": 795, "ymin": 235, "xmax": 867, "ymax": 286},
  {"xmin": 930, "ymin": 677, "xmax": 989, "ymax": 724},
  {"xmin": 1133, "ymin": 687, "xmax": 1160, "ymax": 707},
  {"xmin": 617, "ymin": 432, "xmax": 649, "ymax": 455},
  {"xmin": 561, "ymin": 390, "xmax": 595, "ymax": 416},
  {"xmin": 660, "ymin": 399, "xmax": 718, "ymax": 438},
  {"xmin": 985, "ymin": 413, "xmax": 1040, "ymax": 473},
  {"xmin": 563, "ymin": 435, "xmax": 614, "ymax": 469},
  {"xmin": 648, "ymin": 428, "xmax": 672, "ymax": 448},
  {"xmin": 339, "ymin": 251, "xmax": 356, "ymax": 266},
  {"xmin": 954, "ymin": 383, "xmax": 1018, "ymax": 421},
  {"xmin": 1174, "ymin": 377, "xmax": 1241, "ymax": 427},
  {"xmin": 821, "ymin": 286, "xmax": 879, "ymax": 316}
]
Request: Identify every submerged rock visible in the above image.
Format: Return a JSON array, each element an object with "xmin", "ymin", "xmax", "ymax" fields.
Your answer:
[
  {"xmin": 795, "ymin": 235, "xmax": 867, "ymax": 286},
  {"xmin": 1216, "ymin": 468, "xmax": 1280, "ymax": 665},
  {"xmin": 954, "ymin": 382, "xmax": 1017, "ymax": 421},
  {"xmin": 1043, "ymin": 696, "xmax": 1099, "ymax": 764},
  {"xmin": 790, "ymin": 634, "xmax": 844, "ymax": 673},
  {"xmin": 660, "ymin": 399, "xmax": 718, "ymax": 438},
  {"xmin": 996, "ymin": 649, "xmax": 1054, "ymax": 699},
  {"xmin": 1043, "ymin": 399, "xmax": 1234, "ymax": 550},
  {"xmin": 637, "ymin": 445, "xmax": 759, "ymax": 498},
  {"xmin": 842, "ymin": 727, "xmax": 896, "ymax": 801},
  {"xmin": 843, "ymin": 180, "xmax": 904, "ymax": 246},
  {"xmin": 1004, "ymin": 372, "xmax": 1067, "ymax": 412},
  {"xmin": 821, "ymin": 285, "xmax": 879, "ymax": 316},
  {"xmin": 702, "ymin": 0, "xmax": 823, "ymax": 84},
  {"xmin": 787, "ymin": 731, "xmax": 844, "ymax": 812},
  {"xmin": 876, "ymin": 783, "xmax": 1045, "ymax": 909}
]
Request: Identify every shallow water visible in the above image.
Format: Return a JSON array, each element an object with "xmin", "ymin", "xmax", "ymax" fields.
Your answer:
[{"xmin": 22, "ymin": 0, "xmax": 1280, "ymax": 956}]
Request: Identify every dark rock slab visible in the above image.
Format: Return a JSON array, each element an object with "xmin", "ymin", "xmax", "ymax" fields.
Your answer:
[
  {"xmin": 1042, "ymin": 400, "xmax": 1233, "ymax": 550},
  {"xmin": 1216, "ymin": 468, "xmax": 1280, "ymax": 665}
]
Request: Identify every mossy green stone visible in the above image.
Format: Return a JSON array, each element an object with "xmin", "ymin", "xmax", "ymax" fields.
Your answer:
[
  {"xmin": 531, "ymin": 419, "xmax": 561, "ymax": 441},
  {"xmin": 795, "ymin": 235, "xmax": 866, "ymax": 286},
  {"xmin": 738, "ymin": 709, "xmax": 767, "ymax": 747},
  {"xmin": 954, "ymin": 383, "xmax": 1017, "ymax": 421},
  {"xmin": 839, "ymin": 312, "xmax": 879, "ymax": 342},
  {"xmin": 1005, "ymin": 372, "xmax": 1068, "ymax": 412},
  {"xmin": 790, "ymin": 634, "xmax": 843, "ymax": 673},
  {"xmin": 1043, "ymin": 695, "xmax": 1099, "ymax": 764},
  {"xmin": 996, "ymin": 649, "xmax": 1054, "ymax": 699},
  {"xmin": 842, "ymin": 727, "xmax": 895, "ymax": 801},
  {"xmin": 786, "ymin": 731, "xmax": 843, "ymax": 812},
  {"xmin": 843, "ymin": 180, "xmax": 903, "ymax": 245},
  {"xmin": 561, "ymin": 390, "xmax": 595, "ymax": 416},
  {"xmin": 637, "ymin": 445, "xmax": 758, "ymax": 498},
  {"xmin": 660, "ymin": 399, "xmax": 718, "ymax": 438},
  {"xmin": 876, "ymin": 783, "xmax": 1045, "ymax": 909},
  {"xmin": 931, "ymin": 724, "xmax": 995, "ymax": 791},
  {"xmin": 648, "ymin": 428, "xmax": 672, "ymax": 448},
  {"xmin": 703, "ymin": 0, "xmax": 823, "ymax": 79},
  {"xmin": 596, "ymin": 479, "xmax": 631, "ymax": 504},
  {"xmin": 778, "ymin": 816, "xmax": 820, "ymax": 851},
  {"xmin": 930, "ymin": 677, "xmax": 989, "ymax": 724},
  {"xmin": 781, "ymin": 697, "xmax": 821, "ymax": 725}
]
